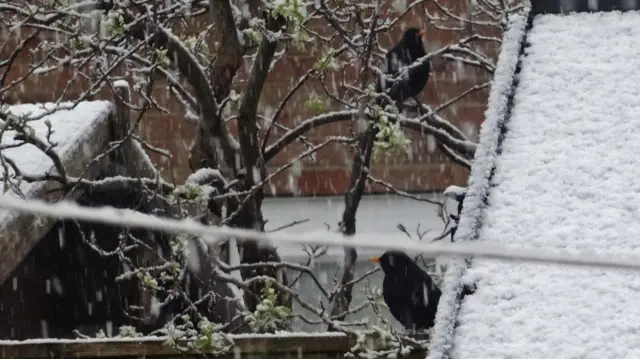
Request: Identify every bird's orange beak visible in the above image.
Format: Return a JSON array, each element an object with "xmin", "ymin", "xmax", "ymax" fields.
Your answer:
[
  {"xmin": 369, "ymin": 256, "xmax": 381, "ymax": 263},
  {"xmin": 418, "ymin": 29, "xmax": 425, "ymax": 37}
]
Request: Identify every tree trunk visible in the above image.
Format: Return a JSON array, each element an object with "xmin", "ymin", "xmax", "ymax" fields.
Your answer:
[{"xmin": 328, "ymin": 125, "xmax": 376, "ymax": 328}]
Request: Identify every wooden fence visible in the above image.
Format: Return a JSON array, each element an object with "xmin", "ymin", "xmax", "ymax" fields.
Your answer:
[{"xmin": 0, "ymin": 334, "xmax": 428, "ymax": 359}]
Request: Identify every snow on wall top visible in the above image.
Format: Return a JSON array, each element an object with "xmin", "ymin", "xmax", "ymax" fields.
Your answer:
[
  {"xmin": 426, "ymin": 10, "xmax": 530, "ymax": 359},
  {"xmin": 262, "ymin": 195, "xmax": 448, "ymax": 261},
  {"xmin": 452, "ymin": 11, "xmax": 640, "ymax": 359},
  {"xmin": 0, "ymin": 331, "xmax": 347, "ymax": 345},
  {"xmin": 0, "ymin": 101, "xmax": 113, "ymax": 202}
]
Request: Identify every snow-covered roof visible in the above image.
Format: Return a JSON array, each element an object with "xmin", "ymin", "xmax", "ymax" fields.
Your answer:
[
  {"xmin": 532, "ymin": 0, "xmax": 640, "ymax": 15},
  {"xmin": 0, "ymin": 101, "xmax": 115, "ymax": 285},
  {"xmin": 426, "ymin": 10, "xmax": 530, "ymax": 359},
  {"xmin": 0, "ymin": 101, "xmax": 114, "ymax": 200},
  {"xmin": 433, "ymin": 9, "xmax": 640, "ymax": 359}
]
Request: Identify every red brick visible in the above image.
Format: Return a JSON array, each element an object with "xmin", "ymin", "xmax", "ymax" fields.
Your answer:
[
  {"xmin": 139, "ymin": 115, "xmax": 196, "ymax": 182},
  {"xmin": 6, "ymin": 0, "xmax": 499, "ymax": 196},
  {"xmin": 258, "ymin": 81, "xmax": 346, "ymax": 128},
  {"xmin": 303, "ymin": 115, "xmax": 355, "ymax": 137},
  {"xmin": 431, "ymin": 58, "xmax": 495, "ymax": 83},
  {"xmin": 296, "ymin": 168, "xmax": 351, "ymax": 196},
  {"xmin": 265, "ymin": 162, "xmax": 470, "ymax": 196},
  {"xmin": 369, "ymin": 163, "xmax": 469, "ymax": 193},
  {"xmin": 306, "ymin": 139, "xmax": 355, "ymax": 167},
  {"xmin": 267, "ymin": 140, "xmax": 310, "ymax": 166},
  {"xmin": 259, "ymin": 120, "xmax": 290, "ymax": 144},
  {"xmin": 440, "ymin": 104, "xmax": 488, "ymax": 128},
  {"xmin": 264, "ymin": 167, "xmax": 352, "ymax": 196},
  {"xmin": 4, "ymin": 68, "xmax": 90, "ymax": 104},
  {"xmin": 268, "ymin": 56, "xmax": 317, "ymax": 85}
]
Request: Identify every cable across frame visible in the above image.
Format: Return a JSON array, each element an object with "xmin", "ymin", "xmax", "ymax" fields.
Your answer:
[{"xmin": 1, "ymin": 195, "xmax": 639, "ymax": 271}]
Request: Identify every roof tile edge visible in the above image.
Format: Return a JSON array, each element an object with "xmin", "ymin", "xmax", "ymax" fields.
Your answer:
[{"xmin": 425, "ymin": 8, "xmax": 532, "ymax": 359}]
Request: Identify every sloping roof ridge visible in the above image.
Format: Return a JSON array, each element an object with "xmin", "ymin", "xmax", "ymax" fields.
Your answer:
[{"xmin": 426, "ymin": 8, "xmax": 532, "ymax": 359}]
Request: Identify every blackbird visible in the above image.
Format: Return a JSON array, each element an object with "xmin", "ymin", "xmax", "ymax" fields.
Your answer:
[
  {"xmin": 369, "ymin": 250, "xmax": 441, "ymax": 331},
  {"xmin": 376, "ymin": 27, "xmax": 431, "ymax": 112}
]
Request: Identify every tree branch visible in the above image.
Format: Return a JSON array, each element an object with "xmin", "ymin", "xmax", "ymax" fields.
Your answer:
[
  {"xmin": 263, "ymin": 110, "xmax": 358, "ymax": 162},
  {"xmin": 329, "ymin": 5, "xmax": 380, "ymax": 327}
]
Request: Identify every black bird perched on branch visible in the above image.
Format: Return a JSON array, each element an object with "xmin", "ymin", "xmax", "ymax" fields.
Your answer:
[
  {"xmin": 376, "ymin": 27, "xmax": 431, "ymax": 112},
  {"xmin": 369, "ymin": 250, "xmax": 441, "ymax": 331}
]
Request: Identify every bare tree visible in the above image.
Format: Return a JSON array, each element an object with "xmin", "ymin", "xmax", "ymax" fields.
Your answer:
[{"xmin": 0, "ymin": 0, "xmax": 524, "ymax": 354}]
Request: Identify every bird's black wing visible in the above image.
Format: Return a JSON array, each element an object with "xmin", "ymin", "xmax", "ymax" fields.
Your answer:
[
  {"xmin": 409, "ymin": 274, "xmax": 432, "ymax": 310},
  {"xmin": 383, "ymin": 276, "xmax": 413, "ymax": 329},
  {"xmin": 408, "ymin": 266, "xmax": 442, "ymax": 329},
  {"xmin": 404, "ymin": 57, "xmax": 430, "ymax": 100},
  {"xmin": 377, "ymin": 44, "xmax": 413, "ymax": 109},
  {"xmin": 418, "ymin": 269, "xmax": 441, "ymax": 301},
  {"xmin": 388, "ymin": 50, "xmax": 426, "ymax": 109},
  {"xmin": 419, "ymin": 270, "xmax": 442, "ymax": 315}
]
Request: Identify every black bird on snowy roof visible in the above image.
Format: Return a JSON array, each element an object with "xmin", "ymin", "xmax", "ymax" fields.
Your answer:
[
  {"xmin": 376, "ymin": 27, "xmax": 431, "ymax": 112},
  {"xmin": 369, "ymin": 250, "xmax": 441, "ymax": 331}
]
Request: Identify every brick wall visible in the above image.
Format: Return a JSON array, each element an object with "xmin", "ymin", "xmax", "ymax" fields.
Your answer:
[{"xmin": 1, "ymin": 0, "xmax": 501, "ymax": 196}]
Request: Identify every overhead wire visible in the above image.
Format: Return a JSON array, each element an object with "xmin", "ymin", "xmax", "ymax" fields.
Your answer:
[{"xmin": 0, "ymin": 195, "xmax": 639, "ymax": 271}]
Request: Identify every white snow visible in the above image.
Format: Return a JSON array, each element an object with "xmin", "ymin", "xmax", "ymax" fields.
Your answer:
[
  {"xmin": 51, "ymin": 276, "xmax": 63, "ymax": 296},
  {"xmin": 40, "ymin": 320, "xmax": 48, "ymax": 338},
  {"xmin": 236, "ymin": 28, "xmax": 245, "ymax": 47},
  {"xmin": 150, "ymin": 296, "xmax": 162, "ymax": 319},
  {"xmin": 227, "ymin": 237, "xmax": 246, "ymax": 304},
  {"xmin": 112, "ymin": 79, "xmax": 130, "ymax": 90},
  {"xmin": 0, "ymin": 331, "xmax": 347, "ymax": 345},
  {"xmin": 452, "ymin": 11, "xmax": 640, "ymax": 359},
  {"xmin": 185, "ymin": 167, "xmax": 222, "ymax": 184},
  {"xmin": 105, "ymin": 321, "xmax": 113, "ymax": 337},
  {"xmin": 427, "ymin": 11, "xmax": 529, "ymax": 359},
  {"xmin": 0, "ymin": 101, "xmax": 113, "ymax": 203},
  {"xmin": 129, "ymin": 140, "xmax": 158, "ymax": 177},
  {"xmin": 185, "ymin": 237, "xmax": 205, "ymax": 274},
  {"xmin": 58, "ymin": 226, "xmax": 65, "ymax": 248},
  {"xmin": 262, "ymin": 195, "xmax": 449, "ymax": 261},
  {"xmin": 443, "ymin": 185, "xmax": 466, "ymax": 200},
  {"xmin": 422, "ymin": 282, "xmax": 429, "ymax": 307}
]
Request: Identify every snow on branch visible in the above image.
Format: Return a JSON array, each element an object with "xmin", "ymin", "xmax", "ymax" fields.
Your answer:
[{"xmin": 0, "ymin": 0, "xmax": 526, "ymax": 351}]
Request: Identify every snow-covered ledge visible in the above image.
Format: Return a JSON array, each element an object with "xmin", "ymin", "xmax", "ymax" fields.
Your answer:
[
  {"xmin": 0, "ymin": 332, "xmax": 428, "ymax": 359},
  {"xmin": 0, "ymin": 101, "xmax": 114, "ymax": 286},
  {"xmin": 262, "ymin": 194, "xmax": 448, "ymax": 262},
  {"xmin": 426, "ymin": 9, "xmax": 531, "ymax": 359},
  {"xmin": 0, "ymin": 82, "xmax": 156, "ymax": 287}
]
